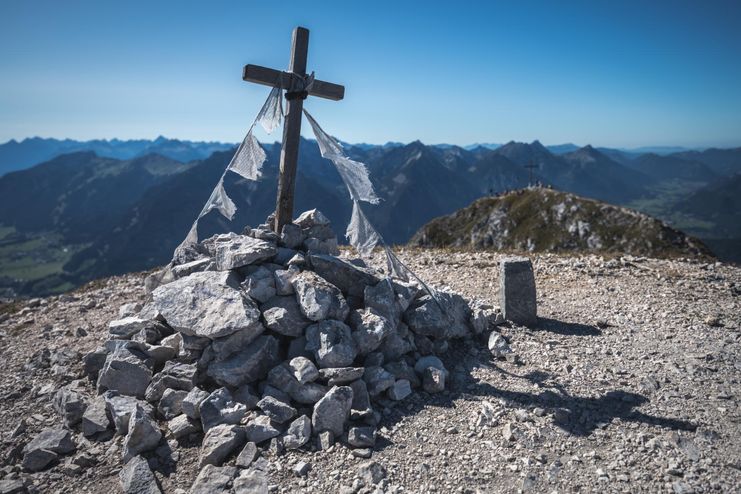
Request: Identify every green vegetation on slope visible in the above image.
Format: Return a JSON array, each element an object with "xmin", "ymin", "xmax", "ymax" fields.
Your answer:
[{"xmin": 410, "ymin": 187, "xmax": 713, "ymax": 260}]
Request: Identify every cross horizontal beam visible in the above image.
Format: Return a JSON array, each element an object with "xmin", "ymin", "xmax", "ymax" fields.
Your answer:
[{"xmin": 242, "ymin": 64, "xmax": 345, "ymax": 101}]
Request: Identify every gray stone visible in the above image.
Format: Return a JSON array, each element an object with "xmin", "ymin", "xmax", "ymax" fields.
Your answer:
[
  {"xmin": 260, "ymin": 296, "xmax": 311, "ymax": 337},
  {"xmin": 391, "ymin": 279, "xmax": 420, "ymax": 311},
  {"xmin": 290, "ymin": 382, "xmax": 328, "ymax": 405},
  {"xmin": 103, "ymin": 392, "xmax": 154, "ymax": 435},
  {"xmin": 119, "ymin": 302, "xmax": 143, "ymax": 318},
  {"xmin": 82, "ymin": 395, "xmax": 111, "ymax": 437},
  {"xmin": 207, "ymin": 335, "xmax": 280, "ymax": 387},
  {"xmin": 274, "ymin": 267, "xmax": 298, "ymax": 295},
  {"xmin": 168, "ymin": 414, "xmax": 200, "ymax": 440},
  {"xmin": 379, "ymin": 330, "xmax": 415, "ymax": 362},
  {"xmin": 303, "ymin": 237, "xmax": 339, "ymax": 256},
  {"xmin": 364, "ymin": 278, "xmax": 402, "ymax": 324},
  {"xmin": 160, "ymin": 333, "xmax": 182, "ymax": 351},
  {"xmin": 350, "ymin": 308, "xmax": 393, "ymax": 355},
  {"xmin": 0, "ymin": 479, "xmax": 27, "ymax": 494},
  {"xmin": 158, "ymin": 389, "xmax": 188, "ymax": 420},
  {"xmin": 283, "ymin": 415, "xmax": 311, "ymax": 450},
  {"xmin": 469, "ymin": 300, "xmax": 503, "ymax": 334},
  {"xmin": 318, "ymin": 367, "xmax": 365, "ymax": 385},
  {"xmin": 97, "ymin": 346, "xmax": 152, "ymax": 399},
  {"xmin": 499, "ymin": 257, "xmax": 537, "ymax": 326},
  {"xmin": 309, "ymin": 254, "xmax": 380, "ymax": 298},
  {"xmin": 242, "ymin": 266, "xmax": 276, "ymax": 303},
  {"xmin": 488, "ymin": 333, "xmax": 513, "ymax": 358},
  {"xmin": 364, "ymin": 366, "xmax": 396, "ymax": 396},
  {"xmin": 109, "ymin": 317, "xmax": 151, "ymax": 339},
  {"xmin": 280, "ymin": 223, "xmax": 304, "ymax": 249},
  {"xmin": 273, "ymin": 247, "xmax": 298, "ymax": 265},
  {"xmin": 286, "ymin": 252, "xmax": 307, "ymax": 268},
  {"xmin": 144, "ymin": 344, "xmax": 176, "ymax": 368},
  {"xmin": 210, "ymin": 324, "xmax": 266, "ymax": 362},
  {"xmin": 235, "ymin": 442, "xmax": 258, "ymax": 468},
  {"xmin": 305, "ymin": 320, "xmax": 358, "ymax": 368},
  {"xmin": 233, "ymin": 468, "xmax": 268, "ymax": 494},
  {"xmin": 404, "ymin": 291, "xmax": 472, "ymax": 339},
  {"xmin": 202, "ymin": 233, "xmax": 276, "ymax": 270},
  {"xmin": 119, "ymin": 455, "xmax": 162, "ymax": 494},
  {"xmin": 83, "ymin": 347, "xmax": 108, "ymax": 379},
  {"xmin": 199, "ymin": 388, "xmax": 248, "ymax": 432},
  {"xmin": 123, "ymin": 405, "xmax": 162, "ymax": 462},
  {"xmin": 190, "ymin": 465, "xmax": 238, "ymax": 494},
  {"xmin": 414, "ymin": 355, "xmax": 448, "ymax": 376},
  {"xmin": 289, "ymin": 356, "xmax": 318, "ymax": 384},
  {"xmin": 53, "ymin": 387, "xmax": 87, "ymax": 427},
  {"xmin": 357, "ymin": 461, "xmax": 387, "ymax": 485},
  {"xmin": 257, "ymin": 396, "xmax": 296, "ymax": 424},
  {"xmin": 317, "ymin": 430, "xmax": 334, "ymax": 450},
  {"xmin": 200, "ymin": 424, "xmax": 245, "ymax": 468},
  {"xmin": 348, "ymin": 426, "xmax": 376, "ymax": 447},
  {"xmin": 349, "ymin": 379, "xmax": 372, "ymax": 418},
  {"xmin": 182, "ymin": 387, "xmax": 210, "ymax": 419},
  {"xmin": 22, "ymin": 448, "xmax": 58, "ymax": 472},
  {"xmin": 287, "ymin": 336, "xmax": 311, "ymax": 360},
  {"xmin": 145, "ymin": 361, "xmax": 196, "ymax": 402},
  {"xmin": 171, "ymin": 257, "xmax": 213, "ymax": 278},
  {"xmin": 244, "ymin": 415, "xmax": 281, "ymax": 444},
  {"xmin": 388, "ymin": 379, "xmax": 412, "ymax": 401},
  {"xmin": 292, "ymin": 271, "xmax": 349, "ymax": 322},
  {"xmin": 312, "ymin": 386, "xmax": 353, "ymax": 437},
  {"xmin": 422, "ymin": 367, "xmax": 446, "ymax": 393},
  {"xmin": 293, "ymin": 460, "xmax": 311, "ymax": 477},
  {"xmin": 294, "ymin": 209, "xmax": 331, "ymax": 228},
  {"xmin": 151, "ymin": 270, "xmax": 262, "ymax": 339}
]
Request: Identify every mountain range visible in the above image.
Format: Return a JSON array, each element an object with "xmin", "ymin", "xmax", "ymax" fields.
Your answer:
[
  {"xmin": 0, "ymin": 137, "xmax": 739, "ymax": 297},
  {"xmin": 0, "ymin": 136, "xmax": 234, "ymax": 176}
]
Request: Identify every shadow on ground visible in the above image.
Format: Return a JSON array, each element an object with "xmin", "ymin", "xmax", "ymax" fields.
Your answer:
[
  {"xmin": 377, "ymin": 338, "xmax": 695, "ymax": 451},
  {"xmin": 535, "ymin": 317, "xmax": 602, "ymax": 336}
]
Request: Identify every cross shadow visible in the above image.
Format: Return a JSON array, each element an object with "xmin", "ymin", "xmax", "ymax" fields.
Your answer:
[
  {"xmin": 372, "ymin": 340, "xmax": 696, "ymax": 452},
  {"xmin": 535, "ymin": 317, "xmax": 602, "ymax": 336}
]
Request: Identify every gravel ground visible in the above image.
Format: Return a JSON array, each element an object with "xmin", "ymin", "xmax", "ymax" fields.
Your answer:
[{"xmin": 0, "ymin": 249, "xmax": 739, "ymax": 493}]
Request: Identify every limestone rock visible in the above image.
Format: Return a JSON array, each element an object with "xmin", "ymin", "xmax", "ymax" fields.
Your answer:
[
  {"xmin": 182, "ymin": 387, "xmax": 210, "ymax": 419},
  {"xmin": 292, "ymin": 271, "xmax": 349, "ymax": 322},
  {"xmin": 168, "ymin": 414, "xmax": 200, "ymax": 440},
  {"xmin": 22, "ymin": 428, "xmax": 75, "ymax": 471},
  {"xmin": 349, "ymin": 308, "xmax": 393, "ymax": 355},
  {"xmin": 203, "ymin": 233, "xmax": 277, "ymax": 270},
  {"xmin": 388, "ymin": 379, "xmax": 412, "ymax": 401},
  {"xmin": 190, "ymin": 465, "xmax": 238, "ymax": 494},
  {"xmin": 200, "ymin": 424, "xmax": 245, "ymax": 468},
  {"xmin": 82, "ymin": 395, "xmax": 111, "ymax": 437},
  {"xmin": 289, "ymin": 356, "xmax": 319, "ymax": 384},
  {"xmin": 103, "ymin": 392, "xmax": 154, "ymax": 435},
  {"xmin": 157, "ymin": 389, "xmax": 188, "ymax": 420},
  {"xmin": 151, "ymin": 271, "xmax": 262, "ymax": 339},
  {"xmin": 123, "ymin": 405, "xmax": 162, "ymax": 462},
  {"xmin": 119, "ymin": 455, "xmax": 162, "ymax": 494},
  {"xmin": 257, "ymin": 396, "xmax": 296, "ymax": 424},
  {"xmin": 53, "ymin": 387, "xmax": 87, "ymax": 427},
  {"xmin": 97, "ymin": 346, "xmax": 152, "ymax": 399},
  {"xmin": 235, "ymin": 442, "xmax": 258, "ymax": 468},
  {"xmin": 207, "ymin": 335, "xmax": 280, "ymax": 387},
  {"xmin": 309, "ymin": 254, "xmax": 380, "ymax": 298},
  {"xmin": 244, "ymin": 415, "xmax": 281, "ymax": 444},
  {"xmin": 404, "ymin": 291, "xmax": 472, "ymax": 339},
  {"xmin": 318, "ymin": 367, "xmax": 365, "ymax": 386},
  {"xmin": 283, "ymin": 415, "xmax": 311, "ymax": 450},
  {"xmin": 312, "ymin": 386, "xmax": 353, "ymax": 437},
  {"xmin": 305, "ymin": 320, "xmax": 358, "ymax": 368},
  {"xmin": 348, "ymin": 426, "xmax": 376, "ymax": 447},
  {"xmin": 242, "ymin": 266, "xmax": 276, "ymax": 303},
  {"xmin": 199, "ymin": 388, "xmax": 248, "ymax": 432},
  {"xmin": 260, "ymin": 296, "xmax": 311, "ymax": 337},
  {"xmin": 488, "ymin": 333, "xmax": 513, "ymax": 358},
  {"xmin": 108, "ymin": 317, "xmax": 151, "ymax": 339},
  {"xmin": 145, "ymin": 361, "xmax": 196, "ymax": 402}
]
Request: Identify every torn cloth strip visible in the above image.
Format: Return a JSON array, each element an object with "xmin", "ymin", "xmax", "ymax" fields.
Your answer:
[
  {"xmin": 173, "ymin": 86, "xmax": 281, "ymax": 256},
  {"xmin": 303, "ymin": 109, "xmax": 380, "ymax": 205},
  {"xmin": 346, "ymin": 200, "xmax": 382, "ymax": 258}
]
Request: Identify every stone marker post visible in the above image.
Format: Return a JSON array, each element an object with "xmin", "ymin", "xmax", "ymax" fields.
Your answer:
[{"xmin": 499, "ymin": 257, "xmax": 537, "ymax": 326}]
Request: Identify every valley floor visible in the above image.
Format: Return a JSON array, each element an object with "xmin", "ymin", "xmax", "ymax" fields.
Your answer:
[{"xmin": 0, "ymin": 249, "xmax": 739, "ymax": 493}]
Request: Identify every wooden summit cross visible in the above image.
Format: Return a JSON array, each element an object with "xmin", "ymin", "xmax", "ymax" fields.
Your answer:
[{"xmin": 242, "ymin": 26, "xmax": 345, "ymax": 233}]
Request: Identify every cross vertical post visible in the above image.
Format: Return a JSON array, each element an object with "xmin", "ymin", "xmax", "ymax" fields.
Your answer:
[
  {"xmin": 274, "ymin": 27, "xmax": 309, "ymax": 234},
  {"xmin": 242, "ymin": 26, "xmax": 344, "ymax": 232}
]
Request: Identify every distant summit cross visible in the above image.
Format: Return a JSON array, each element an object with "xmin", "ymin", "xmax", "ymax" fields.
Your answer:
[{"xmin": 242, "ymin": 26, "xmax": 345, "ymax": 233}]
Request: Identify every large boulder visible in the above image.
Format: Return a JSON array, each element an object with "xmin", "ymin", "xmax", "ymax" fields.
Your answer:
[
  {"xmin": 312, "ymin": 386, "xmax": 353, "ymax": 437},
  {"xmin": 291, "ymin": 271, "xmax": 349, "ymax": 322},
  {"xmin": 202, "ymin": 233, "xmax": 277, "ymax": 270},
  {"xmin": 206, "ymin": 335, "xmax": 280, "ymax": 387},
  {"xmin": 499, "ymin": 257, "xmax": 537, "ymax": 326},
  {"xmin": 305, "ymin": 320, "xmax": 358, "ymax": 368},
  {"xmin": 150, "ymin": 271, "xmax": 262, "ymax": 340},
  {"xmin": 308, "ymin": 254, "xmax": 380, "ymax": 298}
]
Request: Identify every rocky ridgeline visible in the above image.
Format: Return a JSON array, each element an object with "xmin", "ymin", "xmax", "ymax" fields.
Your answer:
[{"xmin": 24, "ymin": 209, "xmax": 505, "ymax": 493}]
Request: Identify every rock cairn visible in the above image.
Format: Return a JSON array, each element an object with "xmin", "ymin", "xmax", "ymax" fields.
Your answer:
[{"xmin": 33, "ymin": 209, "xmax": 504, "ymax": 492}]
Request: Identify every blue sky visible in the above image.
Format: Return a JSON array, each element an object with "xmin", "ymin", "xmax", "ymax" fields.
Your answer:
[{"xmin": 1, "ymin": 0, "xmax": 740, "ymax": 148}]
